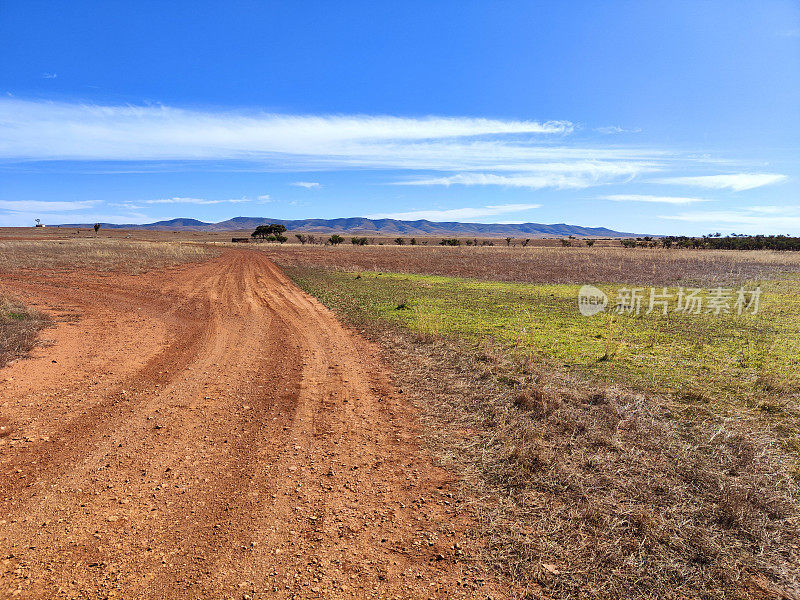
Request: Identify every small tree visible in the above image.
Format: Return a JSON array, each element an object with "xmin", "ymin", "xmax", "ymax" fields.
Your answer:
[
  {"xmin": 521, "ymin": 238, "xmax": 531, "ymax": 247},
  {"xmin": 560, "ymin": 239, "xmax": 572, "ymax": 247},
  {"xmin": 251, "ymin": 223, "xmax": 286, "ymax": 241},
  {"xmin": 94, "ymin": 223, "xmax": 101, "ymax": 234},
  {"xmin": 505, "ymin": 237, "xmax": 512, "ymax": 246},
  {"xmin": 351, "ymin": 236, "xmax": 368, "ymax": 246},
  {"xmin": 275, "ymin": 234, "xmax": 287, "ymax": 244},
  {"xmin": 306, "ymin": 234, "xmax": 316, "ymax": 245},
  {"xmin": 409, "ymin": 238, "xmax": 417, "ymax": 245},
  {"xmin": 295, "ymin": 233, "xmax": 307, "ymax": 244},
  {"xmin": 328, "ymin": 234, "xmax": 344, "ymax": 245},
  {"xmin": 585, "ymin": 239, "xmax": 595, "ymax": 247},
  {"xmin": 252, "ymin": 225, "xmax": 269, "ymax": 241},
  {"xmin": 395, "ymin": 237, "xmax": 405, "ymax": 245}
]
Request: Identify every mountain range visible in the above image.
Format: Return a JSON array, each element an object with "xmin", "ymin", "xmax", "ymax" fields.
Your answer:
[{"xmin": 55, "ymin": 216, "xmax": 637, "ymax": 238}]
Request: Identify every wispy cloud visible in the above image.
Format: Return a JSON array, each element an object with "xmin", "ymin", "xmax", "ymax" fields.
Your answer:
[
  {"xmin": 0, "ymin": 99, "xmax": 571, "ymax": 163},
  {"xmin": 0, "ymin": 99, "xmax": 669, "ymax": 186},
  {"xmin": 745, "ymin": 205, "xmax": 794, "ymax": 214},
  {"xmin": 1, "ymin": 99, "xmax": 775, "ymax": 205},
  {"xmin": 109, "ymin": 202, "xmax": 146, "ymax": 210},
  {"xmin": 653, "ymin": 173, "xmax": 788, "ymax": 191},
  {"xmin": 143, "ymin": 196, "xmax": 252, "ymax": 205},
  {"xmin": 660, "ymin": 206, "xmax": 800, "ymax": 231},
  {"xmin": 364, "ymin": 203, "xmax": 541, "ymax": 222},
  {"xmin": 42, "ymin": 73, "xmax": 57, "ymax": 79},
  {"xmin": 0, "ymin": 199, "xmax": 98, "ymax": 212},
  {"xmin": 604, "ymin": 194, "xmax": 712, "ymax": 205},
  {"xmin": 257, "ymin": 194, "xmax": 272, "ymax": 202},
  {"xmin": 392, "ymin": 161, "xmax": 655, "ymax": 190},
  {"xmin": 594, "ymin": 125, "xmax": 642, "ymax": 134}
]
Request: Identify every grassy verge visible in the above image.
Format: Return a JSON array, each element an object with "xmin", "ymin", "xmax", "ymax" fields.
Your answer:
[
  {"xmin": 0, "ymin": 297, "xmax": 50, "ymax": 369},
  {"xmin": 287, "ymin": 265, "xmax": 800, "ymax": 599},
  {"xmin": 290, "ymin": 269, "xmax": 800, "ymax": 419}
]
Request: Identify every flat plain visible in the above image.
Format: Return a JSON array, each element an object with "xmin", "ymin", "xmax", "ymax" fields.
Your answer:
[{"xmin": 1, "ymin": 230, "xmax": 799, "ymax": 599}]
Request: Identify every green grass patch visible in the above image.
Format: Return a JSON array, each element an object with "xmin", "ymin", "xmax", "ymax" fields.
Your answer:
[{"xmin": 288, "ymin": 267, "xmax": 800, "ymax": 414}]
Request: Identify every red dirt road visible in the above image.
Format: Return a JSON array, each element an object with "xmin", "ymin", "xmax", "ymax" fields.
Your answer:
[{"xmin": 0, "ymin": 251, "xmax": 503, "ymax": 599}]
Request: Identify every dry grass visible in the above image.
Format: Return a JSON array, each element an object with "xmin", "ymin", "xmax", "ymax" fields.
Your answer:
[
  {"xmin": 0, "ymin": 297, "xmax": 50, "ymax": 369},
  {"xmin": 257, "ymin": 244, "xmax": 800, "ymax": 285},
  {"xmin": 284, "ymin": 250, "xmax": 800, "ymax": 598},
  {"xmin": 369, "ymin": 324, "xmax": 799, "ymax": 599},
  {"xmin": 0, "ymin": 239, "xmax": 220, "ymax": 274}
]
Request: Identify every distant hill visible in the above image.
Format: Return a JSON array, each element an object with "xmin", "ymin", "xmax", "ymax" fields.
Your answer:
[{"xmin": 55, "ymin": 216, "xmax": 638, "ymax": 237}]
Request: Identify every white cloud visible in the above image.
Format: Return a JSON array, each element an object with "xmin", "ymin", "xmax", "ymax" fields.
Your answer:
[
  {"xmin": 42, "ymin": 73, "xmax": 57, "ymax": 79},
  {"xmin": 0, "ymin": 99, "xmax": 668, "ymax": 189},
  {"xmin": 745, "ymin": 205, "xmax": 794, "ymax": 214},
  {"xmin": 0, "ymin": 99, "xmax": 571, "ymax": 163},
  {"xmin": 653, "ymin": 173, "xmax": 788, "ymax": 191},
  {"xmin": 1, "ymin": 99, "xmax": 776, "ymax": 204},
  {"xmin": 604, "ymin": 194, "xmax": 712, "ymax": 205},
  {"xmin": 364, "ymin": 203, "xmax": 541, "ymax": 222},
  {"xmin": 394, "ymin": 172, "xmax": 592, "ymax": 189},
  {"xmin": 257, "ymin": 194, "xmax": 272, "ymax": 202},
  {"xmin": 109, "ymin": 202, "xmax": 146, "ymax": 210},
  {"xmin": 659, "ymin": 206, "xmax": 800, "ymax": 232},
  {"xmin": 143, "ymin": 196, "xmax": 251, "ymax": 205},
  {"xmin": 594, "ymin": 125, "xmax": 642, "ymax": 134},
  {"xmin": 393, "ymin": 161, "xmax": 655, "ymax": 190},
  {"xmin": 0, "ymin": 200, "xmax": 98, "ymax": 212}
]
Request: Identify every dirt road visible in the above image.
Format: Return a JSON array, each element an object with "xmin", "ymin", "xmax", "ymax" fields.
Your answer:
[{"xmin": 0, "ymin": 251, "xmax": 503, "ymax": 599}]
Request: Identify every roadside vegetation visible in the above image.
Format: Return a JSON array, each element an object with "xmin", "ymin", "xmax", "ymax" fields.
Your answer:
[
  {"xmin": 0, "ymin": 296, "xmax": 49, "ymax": 369},
  {"xmin": 0, "ymin": 239, "xmax": 220, "ymax": 273},
  {"xmin": 281, "ymin": 248, "xmax": 800, "ymax": 599}
]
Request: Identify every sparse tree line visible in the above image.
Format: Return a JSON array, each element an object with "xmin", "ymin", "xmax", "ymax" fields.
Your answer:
[
  {"xmin": 248, "ymin": 225, "xmax": 613, "ymax": 247},
  {"xmin": 620, "ymin": 234, "xmax": 800, "ymax": 251}
]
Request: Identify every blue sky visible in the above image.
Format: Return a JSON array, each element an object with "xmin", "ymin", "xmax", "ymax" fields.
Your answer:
[{"xmin": 1, "ymin": 0, "xmax": 798, "ymax": 234}]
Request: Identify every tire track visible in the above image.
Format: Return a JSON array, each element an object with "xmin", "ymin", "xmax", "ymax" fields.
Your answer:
[{"xmin": 0, "ymin": 250, "xmax": 505, "ymax": 599}]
